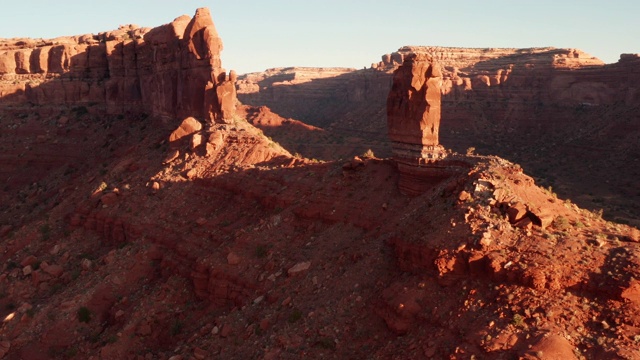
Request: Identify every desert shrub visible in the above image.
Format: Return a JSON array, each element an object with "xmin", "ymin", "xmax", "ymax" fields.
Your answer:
[
  {"xmin": 171, "ymin": 320, "xmax": 184, "ymax": 336},
  {"xmin": 96, "ymin": 182, "xmax": 108, "ymax": 192},
  {"xmin": 288, "ymin": 309, "xmax": 303, "ymax": 323},
  {"xmin": 72, "ymin": 106, "xmax": 88, "ymax": 116},
  {"xmin": 594, "ymin": 209, "xmax": 604, "ymax": 219},
  {"xmin": 552, "ymin": 216, "xmax": 570, "ymax": 231},
  {"xmin": 39, "ymin": 224, "xmax": 50, "ymax": 240},
  {"xmin": 316, "ymin": 337, "xmax": 336, "ymax": 349},
  {"xmin": 362, "ymin": 149, "xmax": 375, "ymax": 158},
  {"xmin": 512, "ymin": 314, "xmax": 525, "ymax": 327},
  {"xmin": 255, "ymin": 245, "xmax": 268, "ymax": 259},
  {"xmin": 77, "ymin": 307, "xmax": 91, "ymax": 323}
]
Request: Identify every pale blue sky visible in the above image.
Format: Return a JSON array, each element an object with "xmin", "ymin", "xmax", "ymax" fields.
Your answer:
[{"xmin": 1, "ymin": 1, "xmax": 638, "ymax": 74}]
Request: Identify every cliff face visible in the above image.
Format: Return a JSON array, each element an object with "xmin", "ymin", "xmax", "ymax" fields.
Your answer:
[
  {"xmin": 385, "ymin": 53, "xmax": 469, "ymax": 195},
  {"xmin": 0, "ymin": 7, "xmax": 239, "ymax": 232},
  {"xmin": 0, "ymin": 7, "xmax": 237, "ymax": 123},
  {"xmin": 237, "ymin": 47, "xmax": 640, "ymax": 223},
  {"xmin": 238, "ymin": 46, "xmax": 639, "ymax": 135},
  {"xmin": 387, "ymin": 53, "xmax": 443, "ymax": 149}
]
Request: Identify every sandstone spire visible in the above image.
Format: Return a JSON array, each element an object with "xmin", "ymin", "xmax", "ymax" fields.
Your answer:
[
  {"xmin": 387, "ymin": 53, "xmax": 452, "ymax": 195},
  {"xmin": 387, "ymin": 53, "xmax": 447, "ymax": 165}
]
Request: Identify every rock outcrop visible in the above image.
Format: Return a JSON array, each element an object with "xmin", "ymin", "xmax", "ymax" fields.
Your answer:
[
  {"xmin": 386, "ymin": 53, "xmax": 466, "ymax": 195},
  {"xmin": 387, "ymin": 53, "xmax": 446, "ymax": 163},
  {"xmin": 238, "ymin": 47, "xmax": 640, "ymax": 223},
  {"xmin": 0, "ymin": 7, "xmax": 237, "ymax": 123}
]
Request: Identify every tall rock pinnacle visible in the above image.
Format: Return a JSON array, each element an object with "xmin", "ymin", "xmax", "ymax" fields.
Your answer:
[
  {"xmin": 387, "ymin": 53, "xmax": 454, "ymax": 195},
  {"xmin": 387, "ymin": 53, "xmax": 446, "ymax": 164}
]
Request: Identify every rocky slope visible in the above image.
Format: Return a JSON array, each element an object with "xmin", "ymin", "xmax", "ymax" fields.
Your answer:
[
  {"xmin": 1, "ymin": 119, "xmax": 639, "ymax": 358},
  {"xmin": 1, "ymin": 8, "xmax": 640, "ymax": 360},
  {"xmin": 237, "ymin": 48, "xmax": 640, "ymax": 225},
  {"xmin": 0, "ymin": 7, "xmax": 240, "ymax": 228}
]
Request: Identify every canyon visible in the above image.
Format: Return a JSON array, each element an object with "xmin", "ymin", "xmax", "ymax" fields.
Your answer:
[
  {"xmin": 0, "ymin": 7, "xmax": 639, "ymax": 360},
  {"xmin": 238, "ymin": 47, "xmax": 640, "ymax": 226}
]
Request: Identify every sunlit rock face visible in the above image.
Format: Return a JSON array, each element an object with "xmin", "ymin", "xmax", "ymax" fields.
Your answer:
[
  {"xmin": 387, "ymin": 52, "xmax": 443, "ymax": 155},
  {"xmin": 0, "ymin": 7, "xmax": 237, "ymax": 123},
  {"xmin": 387, "ymin": 53, "xmax": 456, "ymax": 195}
]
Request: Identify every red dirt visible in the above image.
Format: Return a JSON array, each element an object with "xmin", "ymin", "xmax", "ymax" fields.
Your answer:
[
  {"xmin": 0, "ymin": 7, "xmax": 639, "ymax": 360},
  {"xmin": 0, "ymin": 107, "xmax": 639, "ymax": 358}
]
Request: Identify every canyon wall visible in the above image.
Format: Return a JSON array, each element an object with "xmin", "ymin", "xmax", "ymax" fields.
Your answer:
[
  {"xmin": 237, "ymin": 47, "xmax": 640, "ymax": 223},
  {"xmin": 238, "ymin": 46, "xmax": 640, "ymax": 140},
  {"xmin": 0, "ymin": 7, "xmax": 237, "ymax": 123},
  {"xmin": 0, "ymin": 7, "xmax": 238, "ymax": 228}
]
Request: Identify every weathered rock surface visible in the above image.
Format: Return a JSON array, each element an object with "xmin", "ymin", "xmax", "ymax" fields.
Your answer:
[
  {"xmin": 0, "ymin": 7, "xmax": 238, "ymax": 229},
  {"xmin": 169, "ymin": 117, "xmax": 203, "ymax": 143},
  {"xmin": 2, "ymin": 8, "xmax": 640, "ymax": 360},
  {"xmin": 386, "ymin": 52, "xmax": 467, "ymax": 195},
  {"xmin": 387, "ymin": 53, "xmax": 446, "ymax": 162},
  {"xmin": 0, "ymin": 7, "xmax": 237, "ymax": 123},
  {"xmin": 238, "ymin": 47, "xmax": 640, "ymax": 224}
]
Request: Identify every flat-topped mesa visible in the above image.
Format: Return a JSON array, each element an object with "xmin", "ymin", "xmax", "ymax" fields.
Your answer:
[
  {"xmin": 379, "ymin": 46, "xmax": 605, "ymax": 70},
  {"xmin": 387, "ymin": 53, "xmax": 447, "ymax": 165}
]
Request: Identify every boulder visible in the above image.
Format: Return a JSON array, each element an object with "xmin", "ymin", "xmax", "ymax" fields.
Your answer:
[
  {"xmin": 288, "ymin": 261, "xmax": 311, "ymax": 276},
  {"xmin": 169, "ymin": 117, "xmax": 202, "ymax": 143},
  {"xmin": 506, "ymin": 202, "xmax": 527, "ymax": 223},
  {"xmin": 521, "ymin": 333, "xmax": 577, "ymax": 360}
]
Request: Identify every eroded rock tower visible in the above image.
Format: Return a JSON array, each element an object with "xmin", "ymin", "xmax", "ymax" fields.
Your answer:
[{"xmin": 387, "ymin": 53, "xmax": 459, "ymax": 194}]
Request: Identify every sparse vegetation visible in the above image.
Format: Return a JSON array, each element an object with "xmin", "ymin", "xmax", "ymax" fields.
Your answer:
[
  {"xmin": 512, "ymin": 313, "xmax": 525, "ymax": 327},
  {"xmin": 316, "ymin": 337, "xmax": 336, "ymax": 350},
  {"xmin": 255, "ymin": 244, "xmax": 268, "ymax": 258},
  {"xmin": 288, "ymin": 309, "xmax": 303, "ymax": 323},
  {"xmin": 77, "ymin": 306, "xmax": 91, "ymax": 323},
  {"xmin": 96, "ymin": 181, "xmax": 108, "ymax": 193},
  {"xmin": 552, "ymin": 216, "xmax": 570, "ymax": 231},
  {"xmin": 362, "ymin": 148, "xmax": 375, "ymax": 158},
  {"xmin": 39, "ymin": 224, "xmax": 51, "ymax": 240},
  {"xmin": 171, "ymin": 320, "xmax": 184, "ymax": 336},
  {"xmin": 71, "ymin": 106, "xmax": 88, "ymax": 116},
  {"xmin": 545, "ymin": 186, "xmax": 557, "ymax": 198}
]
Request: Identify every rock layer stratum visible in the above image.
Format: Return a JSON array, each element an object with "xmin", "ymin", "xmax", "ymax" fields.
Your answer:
[{"xmin": 0, "ymin": 8, "xmax": 237, "ymax": 123}]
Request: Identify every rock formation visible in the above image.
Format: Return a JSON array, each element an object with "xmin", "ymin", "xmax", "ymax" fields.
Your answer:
[
  {"xmin": 0, "ymin": 7, "xmax": 237, "ymax": 123},
  {"xmin": 2, "ymin": 9, "xmax": 640, "ymax": 358},
  {"xmin": 386, "ymin": 53, "xmax": 465, "ymax": 195},
  {"xmin": 237, "ymin": 47, "xmax": 640, "ymax": 223},
  {"xmin": 387, "ymin": 53, "xmax": 447, "ymax": 164}
]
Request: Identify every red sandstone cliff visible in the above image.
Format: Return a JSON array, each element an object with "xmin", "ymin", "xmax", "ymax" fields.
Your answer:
[
  {"xmin": 237, "ymin": 48, "xmax": 640, "ymax": 224},
  {"xmin": 1, "ymin": 11, "xmax": 640, "ymax": 359},
  {"xmin": 0, "ymin": 8, "xmax": 237, "ymax": 123}
]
